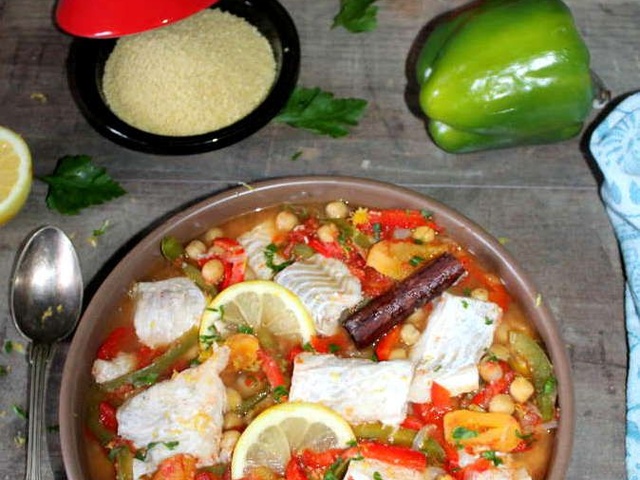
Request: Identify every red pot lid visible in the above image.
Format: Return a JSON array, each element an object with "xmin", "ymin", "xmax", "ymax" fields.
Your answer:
[{"xmin": 56, "ymin": 0, "xmax": 220, "ymax": 38}]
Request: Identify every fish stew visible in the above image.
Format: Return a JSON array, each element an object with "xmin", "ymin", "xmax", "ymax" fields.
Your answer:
[{"xmin": 84, "ymin": 201, "xmax": 559, "ymax": 480}]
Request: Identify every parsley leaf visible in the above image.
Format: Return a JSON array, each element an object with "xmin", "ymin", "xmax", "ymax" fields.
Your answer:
[
  {"xmin": 12, "ymin": 405, "xmax": 28, "ymax": 420},
  {"xmin": 451, "ymin": 426, "xmax": 478, "ymax": 440},
  {"xmin": 264, "ymin": 243, "xmax": 294, "ymax": 273},
  {"xmin": 480, "ymin": 450, "xmax": 503, "ymax": 467},
  {"xmin": 333, "ymin": 0, "xmax": 379, "ymax": 33},
  {"xmin": 272, "ymin": 385, "xmax": 289, "ymax": 402},
  {"xmin": 275, "ymin": 86, "xmax": 368, "ymax": 138},
  {"xmin": 40, "ymin": 155, "xmax": 126, "ymax": 215}
]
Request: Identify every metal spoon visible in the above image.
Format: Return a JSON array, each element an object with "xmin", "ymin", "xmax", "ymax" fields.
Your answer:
[{"xmin": 9, "ymin": 226, "xmax": 83, "ymax": 480}]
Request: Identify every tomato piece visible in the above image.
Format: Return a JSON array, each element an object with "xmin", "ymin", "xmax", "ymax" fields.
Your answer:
[
  {"xmin": 96, "ymin": 327, "xmax": 136, "ymax": 361},
  {"xmin": 400, "ymin": 415, "xmax": 425, "ymax": 431},
  {"xmin": 309, "ymin": 331, "xmax": 353, "ymax": 355},
  {"xmin": 307, "ymin": 238, "xmax": 344, "ymax": 259},
  {"xmin": 374, "ymin": 324, "xmax": 402, "ymax": 361},
  {"xmin": 299, "ymin": 448, "xmax": 344, "ymax": 469},
  {"xmin": 358, "ymin": 441, "xmax": 427, "ymax": 471},
  {"xmin": 470, "ymin": 362, "xmax": 515, "ymax": 409},
  {"xmin": 98, "ymin": 401, "xmax": 118, "ymax": 433},
  {"xmin": 257, "ymin": 349, "xmax": 286, "ymax": 390},
  {"xmin": 195, "ymin": 473, "xmax": 219, "ymax": 480},
  {"xmin": 151, "ymin": 454, "xmax": 197, "ymax": 480},
  {"xmin": 357, "ymin": 266, "xmax": 395, "ymax": 298},
  {"xmin": 431, "ymin": 382, "xmax": 453, "ymax": 408},
  {"xmin": 285, "ymin": 456, "xmax": 308, "ymax": 480}
]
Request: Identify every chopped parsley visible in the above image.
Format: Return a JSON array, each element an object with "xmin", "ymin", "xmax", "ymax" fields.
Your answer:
[
  {"xmin": 302, "ymin": 342, "xmax": 316, "ymax": 352},
  {"xmin": 272, "ymin": 385, "xmax": 289, "ymax": 402},
  {"xmin": 484, "ymin": 316, "xmax": 494, "ymax": 325},
  {"xmin": 132, "ymin": 372, "xmax": 159, "ymax": 388},
  {"xmin": 323, "ymin": 457, "xmax": 348, "ymax": 480},
  {"xmin": 264, "ymin": 243, "xmax": 294, "ymax": 274},
  {"xmin": 92, "ymin": 219, "xmax": 111, "ymax": 237},
  {"xmin": 12, "ymin": 405, "xmax": 27, "ymax": 420},
  {"xmin": 200, "ymin": 323, "xmax": 222, "ymax": 349},
  {"xmin": 452, "ymin": 426, "xmax": 478, "ymax": 441},
  {"xmin": 461, "ymin": 299, "xmax": 470, "ymax": 309},
  {"xmin": 420, "ymin": 209, "xmax": 433, "ymax": 219},
  {"xmin": 135, "ymin": 441, "xmax": 179, "ymax": 460},
  {"xmin": 372, "ymin": 223, "xmax": 382, "ymax": 241},
  {"xmin": 0, "ymin": 365, "xmax": 9, "ymax": 376},
  {"xmin": 328, "ymin": 343, "xmax": 341, "ymax": 354},
  {"xmin": 409, "ymin": 256, "xmax": 425, "ymax": 267},
  {"xmin": 291, "ymin": 150, "xmax": 303, "ymax": 161},
  {"xmin": 237, "ymin": 324, "xmax": 255, "ymax": 335},
  {"xmin": 480, "ymin": 450, "xmax": 503, "ymax": 466},
  {"xmin": 373, "ymin": 472, "xmax": 384, "ymax": 480}
]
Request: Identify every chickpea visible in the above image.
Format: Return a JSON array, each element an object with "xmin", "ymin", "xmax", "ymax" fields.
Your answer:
[
  {"xmin": 317, "ymin": 223, "xmax": 339, "ymax": 243},
  {"xmin": 276, "ymin": 211, "xmax": 299, "ymax": 232},
  {"xmin": 489, "ymin": 394, "xmax": 515, "ymax": 414},
  {"xmin": 388, "ymin": 348, "xmax": 408, "ymax": 360},
  {"xmin": 400, "ymin": 323, "xmax": 420, "ymax": 346},
  {"xmin": 510, "ymin": 376, "xmax": 535, "ymax": 403},
  {"xmin": 325, "ymin": 201, "xmax": 349, "ymax": 219},
  {"xmin": 478, "ymin": 360, "xmax": 503, "ymax": 383},
  {"xmin": 223, "ymin": 412, "xmax": 244, "ymax": 430},
  {"xmin": 470, "ymin": 287, "xmax": 489, "ymax": 302},
  {"xmin": 225, "ymin": 387, "xmax": 242, "ymax": 411},
  {"xmin": 412, "ymin": 225, "xmax": 435, "ymax": 243},
  {"xmin": 202, "ymin": 258, "xmax": 225, "ymax": 285},
  {"xmin": 406, "ymin": 308, "xmax": 428, "ymax": 327},
  {"xmin": 203, "ymin": 227, "xmax": 224, "ymax": 244},
  {"xmin": 488, "ymin": 344, "xmax": 511, "ymax": 362},
  {"xmin": 185, "ymin": 239, "xmax": 206, "ymax": 259},
  {"xmin": 235, "ymin": 372, "xmax": 266, "ymax": 398}
]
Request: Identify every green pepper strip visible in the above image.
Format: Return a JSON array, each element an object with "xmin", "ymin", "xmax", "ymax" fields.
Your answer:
[
  {"xmin": 99, "ymin": 328, "xmax": 199, "ymax": 392},
  {"xmin": 161, "ymin": 236, "xmax": 185, "ymax": 261},
  {"xmin": 86, "ymin": 388, "xmax": 115, "ymax": 445},
  {"xmin": 508, "ymin": 331, "xmax": 557, "ymax": 422},
  {"xmin": 161, "ymin": 236, "xmax": 217, "ymax": 296},
  {"xmin": 352, "ymin": 422, "xmax": 416, "ymax": 447},
  {"xmin": 200, "ymin": 464, "xmax": 228, "ymax": 476},
  {"xmin": 114, "ymin": 447, "xmax": 134, "ymax": 480},
  {"xmin": 234, "ymin": 387, "xmax": 270, "ymax": 416}
]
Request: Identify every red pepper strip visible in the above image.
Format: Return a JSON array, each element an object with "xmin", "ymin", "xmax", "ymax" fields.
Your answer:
[
  {"xmin": 400, "ymin": 415, "xmax": 425, "ymax": 431},
  {"xmin": 456, "ymin": 254, "xmax": 510, "ymax": 311},
  {"xmin": 358, "ymin": 441, "xmax": 427, "ymax": 471},
  {"xmin": 151, "ymin": 454, "xmax": 198, "ymax": 480},
  {"xmin": 367, "ymin": 209, "xmax": 443, "ymax": 232},
  {"xmin": 257, "ymin": 349, "xmax": 286, "ymax": 390},
  {"xmin": 285, "ymin": 456, "xmax": 309, "ymax": 480},
  {"xmin": 374, "ymin": 324, "xmax": 402, "ymax": 361},
  {"xmin": 307, "ymin": 238, "xmax": 345, "ymax": 259},
  {"xmin": 310, "ymin": 331, "xmax": 353, "ymax": 355},
  {"xmin": 135, "ymin": 346, "xmax": 160, "ymax": 369},
  {"xmin": 300, "ymin": 448, "xmax": 345, "ymax": 469},
  {"xmin": 195, "ymin": 472, "xmax": 219, "ymax": 480},
  {"xmin": 288, "ymin": 345, "xmax": 304, "ymax": 363},
  {"xmin": 98, "ymin": 401, "xmax": 118, "ymax": 433},
  {"xmin": 196, "ymin": 238, "xmax": 247, "ymax": 289},
  {"xmin": 96, "ymin": 326, "xmax": 136, "ymax": 361},
  {"xmin": 470, "ymin": 362, "xmax": 515, "ymax": 408},
  {"xmin": 431, "ymin": 382, "xmax": 453, "ymax": 408}
]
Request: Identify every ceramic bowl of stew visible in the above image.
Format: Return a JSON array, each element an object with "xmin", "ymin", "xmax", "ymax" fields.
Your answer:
[
  {"xmin": 59, "ymin": 176, "xmax": 574, "ymax": 480},
  {"xmin": 66, "ymin": 0, "xmax": 300, "ymax": 155}
]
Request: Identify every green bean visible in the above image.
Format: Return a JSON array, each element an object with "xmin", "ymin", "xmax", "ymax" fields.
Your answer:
[
  {"xmin": 100, "ymin": 328, "xmax": 199, "ymax": 392},
  {"xmin": 508, "ymin": 330, "xmax": 557, "ymax": 421},
  {"xmin": 234, "ymin": 387, "xmax": 270, "ymax": 416},
  {"xmin": 352, "ymin": 422, "xmax": 416, "ymax": 447},
  {"xmin": 85, "ymin": 387, "xmax": 114, "ymax": 445},
  {"xmin": 161, "ymin": 236, "xmax": 184, "ymax": 261},
  {"xmin": 114, "ymin": 447, "xmax": 134, "ymax": 480}
]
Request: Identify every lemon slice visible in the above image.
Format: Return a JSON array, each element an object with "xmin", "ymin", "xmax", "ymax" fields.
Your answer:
[
  {"xmin": 0, "ymin": 126, "xmax": 32, "ymax": 225},
  {"xmin": 231, "ymin": 401, "xmax": 356, "ymax": 479},
  {"xmin": 199, "ymin": 280, "xmax": 315, "ymax": 349}
]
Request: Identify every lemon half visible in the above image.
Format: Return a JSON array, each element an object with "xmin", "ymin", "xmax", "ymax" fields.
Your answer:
[
  {"xmin": 231, "ymin": 402, "xmax": 356, "ymax": 479},
  {"xmin": 0, "ymin": 126, "xmax": 32, "ymax": 225},
  {"xmin": 199, "ymin": 280, "xmax": 315, "ymax": 350}
]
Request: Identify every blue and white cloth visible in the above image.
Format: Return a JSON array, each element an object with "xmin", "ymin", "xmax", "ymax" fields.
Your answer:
[{"xmin": 589, "ymin": 92, "xmax": 640, "ymax": 480}]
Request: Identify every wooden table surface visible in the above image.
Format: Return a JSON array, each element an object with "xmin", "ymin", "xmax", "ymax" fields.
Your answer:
[{"xmin": 0, "ymin": 0, "xmax": 635, "ymax": 478}]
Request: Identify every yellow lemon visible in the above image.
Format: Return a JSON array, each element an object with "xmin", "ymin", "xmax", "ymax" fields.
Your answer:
[
  {"xmin": 199, "ymin": 280, "xmax": 315, "ymax": 350},
  {"xmin": 231, "ymin": 401, "xmax": 355, "ymax": 479},
  {"xmin": 0, "ymin": 126, "xmax": 32, "ymax": 225}
]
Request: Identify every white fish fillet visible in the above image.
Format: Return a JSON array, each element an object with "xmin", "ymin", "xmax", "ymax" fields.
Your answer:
[
  {"xmin": 409, "ymin": 292, "xmax": 501, "ymax": 402},
  {"xmin": 465, "ymin": 467, "xmax": 532, "ymax": 480},
  {"xmin": 274, "ymin": 254, "xmax": 362, "ymax": 335},
  {"xmin": 117, "ymin": 346, "xmax": 229, "ymax": 480},
  {"xmin": 92, "ymin": 352, "xmax": 137, "ymax": 384},
  {"xmin": 344, "ymin": 457, "xmax": 425, "ymax": 480},
  {"xmin": 237, "ymin": 220, "xmax": 283, "ymax": 280},
  {"xmin": 132, "ymin": 277, "xmax": 206, "ymax": 348},
  {"xmin": 289, "ymin": 353, "xmax": 414, "ymax": 426}
]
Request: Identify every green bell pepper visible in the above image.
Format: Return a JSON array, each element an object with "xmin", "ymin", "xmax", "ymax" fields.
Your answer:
[{"xmin": 416, "ymin": 0, "xmax": 595, "ymax": 153}]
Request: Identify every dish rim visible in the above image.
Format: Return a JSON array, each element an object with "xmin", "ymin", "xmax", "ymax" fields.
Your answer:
[{"xmin": 59, "ymin": 175, "xmax": 574, "ymax": 479}]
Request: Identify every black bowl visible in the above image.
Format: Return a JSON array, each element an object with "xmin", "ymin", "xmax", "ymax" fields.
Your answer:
[{"xmin": 67, "ymin": 0, "xmax": 300, "ymax": 155}]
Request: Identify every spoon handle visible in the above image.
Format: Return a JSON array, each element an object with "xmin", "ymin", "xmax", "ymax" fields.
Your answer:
[{"xmin": 25, "ymin": 343, "xmax": 54, "ymax": 480}]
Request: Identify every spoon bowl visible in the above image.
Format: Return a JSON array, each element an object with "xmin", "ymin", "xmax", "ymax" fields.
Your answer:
[{"xmin": 10, "ymin": 225, "xmax": 83, "ymax": 480}]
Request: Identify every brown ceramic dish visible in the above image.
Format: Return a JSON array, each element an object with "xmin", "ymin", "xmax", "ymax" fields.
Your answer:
[{"xmin": 59, "ymin": 176, "xmax": 574, "ymax": 479}]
